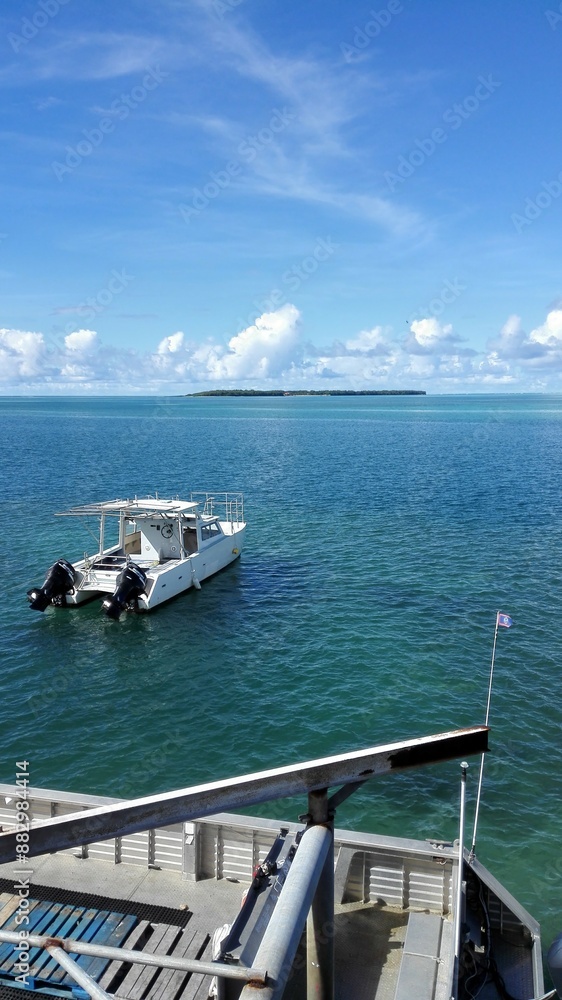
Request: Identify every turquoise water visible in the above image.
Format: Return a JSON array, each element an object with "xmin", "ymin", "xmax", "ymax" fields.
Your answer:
[{"xmin": 1, "ymin": 393, "xmax": 562, "ymax": 949}]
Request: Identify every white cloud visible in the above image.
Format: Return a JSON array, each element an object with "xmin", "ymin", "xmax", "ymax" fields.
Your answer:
[
  {"xmin": 488, "ymin": 309, "xmax": 562, "ymax": 369},
  {"xmin": 65, "ymin": 329, "xmax": 97, "ymax": 353},
  {"xmin": 0, "ymin": 328, "xmax": 47, "ymax": 379},
  {"xmin": 345, "ymin": 325, "xmax": 391, "ymax": 354},
  {"xmin": 60, "ymin": 362, "xmax": 93, "ymax": 380},
  {"xmin": 529, "ymin": 309, "xmax": 562, "ymax": 346},
  {"xmin": 177, "ymin": 13, "xmax": 426, "ymax": 238},
  {"xmin": 157, "ymin": 331, "xmax": 184, "ymax": 354},
  {"xmin": 2, "ymin": 32, "xmax": 176, "ymax": 85},
  {"xmin": 5, "ymin": 305, "xmax": 562, "ymax": 393},
  {"xmin": 407, "ymin": 317, "xmax": 458, "ymax": 352},
  {"xmin": 215, "ymin": 303, "xmax": 301, "ymax": 379}
]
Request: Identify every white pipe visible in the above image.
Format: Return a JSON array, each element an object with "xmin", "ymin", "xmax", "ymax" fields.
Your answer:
[
  {"xmin": 46, "ymin": 946, "xmax": 113, "ymax": 1000},
  {"xmin": 453, "ymin": 762, "xmax": 468, "ymax": 1000},
  {"xmin": 0, "ymin": 929, "xmax": 266, "ymax": 983},
  {"xmin": 240, "ymin": 824, "xmax": 332, "ymax": 1000}
]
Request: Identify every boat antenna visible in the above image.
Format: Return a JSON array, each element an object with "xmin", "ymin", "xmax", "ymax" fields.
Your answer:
[{"xmin": 469, "ymin": 610, "xmax": 513, "ymax": 861}]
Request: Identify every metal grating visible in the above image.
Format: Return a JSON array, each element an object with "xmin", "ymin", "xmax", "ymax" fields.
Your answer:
[
  {"xmin": 0, "ymin": 987, "xmax": 53, "ymax": 1000},
  {"xmin": 0, "ymin": 880, "xmax": 191, "ymax": 928}
]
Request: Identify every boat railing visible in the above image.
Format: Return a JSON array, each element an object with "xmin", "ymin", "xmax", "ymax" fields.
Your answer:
[
  {"xmin": 0, "ymin": 728, "xmax": 506, "ymax": 1000},
  {"xmin": 190, "ymin": 491, "xmax": 244, "ymax": 524}
]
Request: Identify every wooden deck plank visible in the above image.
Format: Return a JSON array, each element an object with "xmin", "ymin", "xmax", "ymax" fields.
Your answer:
[
  {"xmin": 147, "ymin": 927, "xmax": 200, "ymax": 1000},
  {"xmin": 146, "ymin": 929, "xmax": 208, "ymax": 1000},
  {"xmin": 0, "ymin": 897, "xmax": 42, "ymax": 971},
  {"xmin": 117, "ymin": 923, "xmax": 177, "ymax": 997},
  {"xmin": 49, "ymin": 908, "xmax": 104, "ymax": 983},
  {"xmin": 173, "ymin": 931, "xmax": 211, "ymax": 1000},
  {"xmin": 97, "ymin": 919, "xmax": 151, "ymax": 991},
  {"xmin": 75, "ymin": 912, "xmax": 138, "ymax": 981},
  {"xmin": 0, "ymin": 899, "xmax": 55, "ymax": 972},
  {"xmin": 126, "ymin": 924, "xmax": 183, "ymax": 1000},
  {"xmin": 0, "ymin": 894, "xmax": 26, "ymax": 930}
]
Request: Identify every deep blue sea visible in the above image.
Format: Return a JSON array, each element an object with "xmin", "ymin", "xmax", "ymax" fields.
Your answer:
[{"xmin": 1, "ymin": 394, "xmax": 561, "ymax": 951}]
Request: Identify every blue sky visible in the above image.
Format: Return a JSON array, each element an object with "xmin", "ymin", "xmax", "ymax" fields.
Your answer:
[{"xmin": 3, "ymin": 0, "xmax": 562, "ymax": 393}]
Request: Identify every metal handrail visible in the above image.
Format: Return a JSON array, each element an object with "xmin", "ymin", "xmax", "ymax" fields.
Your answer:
[{"xmin": 0, "ymin": 727, "xmax": 487, "ymax": 863}]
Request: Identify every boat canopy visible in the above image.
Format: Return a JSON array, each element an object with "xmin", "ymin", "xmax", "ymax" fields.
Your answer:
[{"xmin": 56, "ymin": 497, "xmax": 199, "ymax": 518}]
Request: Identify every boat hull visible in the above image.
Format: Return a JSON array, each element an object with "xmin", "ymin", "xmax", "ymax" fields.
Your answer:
[{"xmin": 65, "ymin": 523, "xmax": 245, "ymax": 612}]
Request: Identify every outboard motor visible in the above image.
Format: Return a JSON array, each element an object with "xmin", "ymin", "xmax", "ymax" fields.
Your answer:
[
  {"xmin": 102, "ymin": 563, "xmax": 147, "ymax": 619},
  {"xmin": 27, "ymin": 558, "xmax": 76, "ymax": 611}
]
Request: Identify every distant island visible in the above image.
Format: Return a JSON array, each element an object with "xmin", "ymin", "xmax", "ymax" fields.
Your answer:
[{"xmin": 185, "ymin": 389, "xmax": 426, "ymax": 397}]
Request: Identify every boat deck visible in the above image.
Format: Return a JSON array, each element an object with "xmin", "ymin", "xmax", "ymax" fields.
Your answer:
[
  {"xmin": 0, "ymin": 749, "xmax": 542, "ymax": 1000},
  {"xmin": 0, "ymin": 850, "xmax": 453, "ymax": 1000}
]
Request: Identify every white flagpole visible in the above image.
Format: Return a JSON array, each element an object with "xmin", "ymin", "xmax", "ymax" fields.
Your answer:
[
  {"xmin": 453, "ymin": 761, "xmax": 469, "ymax": 1000},
  {"xmin": 469, "ymin": 611, "xmax": 499, "ymax": 860}
]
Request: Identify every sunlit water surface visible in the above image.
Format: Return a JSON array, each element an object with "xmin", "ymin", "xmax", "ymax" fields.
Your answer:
[{"xmin": 1, "ymin": 393, "xmax": 561, "ymax": 953}]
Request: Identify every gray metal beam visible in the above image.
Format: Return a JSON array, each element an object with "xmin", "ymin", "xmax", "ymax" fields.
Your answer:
[
  {"xmin": 0, "ymin": 727, "xmax": 488, "ymax": 862},
  {"xmin": 240, "ymin": 823, "xmax": 333, "ymax": 1000}
]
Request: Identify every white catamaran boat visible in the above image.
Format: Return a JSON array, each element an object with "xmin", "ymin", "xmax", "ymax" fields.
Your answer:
[{"xmin": 27, "ymin": 492, "xmax": 245, "ymax": 618}]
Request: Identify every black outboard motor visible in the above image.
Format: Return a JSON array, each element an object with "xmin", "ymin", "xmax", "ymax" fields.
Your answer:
[
  {"xmin": 27, "ymin": 558, "xmax": 76, "ymax": 611},
  {"xmin": 102, "ymin": 563, "xmax": 147, "ymax": 619}
]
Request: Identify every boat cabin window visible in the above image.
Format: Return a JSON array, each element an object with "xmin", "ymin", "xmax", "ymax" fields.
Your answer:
[
  {"xmin": 183, "ymin": 527, "xmax": 198, "ymax": 554},
  {"xmin": 200, "ymin": 523, "xmax": 221, "ymax": 541}
]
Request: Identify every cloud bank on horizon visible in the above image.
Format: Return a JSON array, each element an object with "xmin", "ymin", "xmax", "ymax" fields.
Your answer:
[{"xmin": 3, "ymin": 303, "xmax": 562, "ymax": 394}]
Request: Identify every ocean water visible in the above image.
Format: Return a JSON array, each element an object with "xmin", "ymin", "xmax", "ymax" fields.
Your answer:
[{"xmin": 1, "ymin": 393, "xmax": 562, "ymax": 951}]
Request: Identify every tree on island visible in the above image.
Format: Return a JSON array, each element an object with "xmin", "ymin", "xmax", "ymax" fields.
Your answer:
[{"xmin": 185, "ymin": 388, "xmax": 426, "ymax": 397}]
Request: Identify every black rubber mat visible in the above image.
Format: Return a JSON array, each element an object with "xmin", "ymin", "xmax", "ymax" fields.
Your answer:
[{"xmin": 0, "ymin": 878, "xmax": 191, "ymax": 928}]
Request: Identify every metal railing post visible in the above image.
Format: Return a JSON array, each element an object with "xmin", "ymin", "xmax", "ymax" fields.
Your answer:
[
  {"xmin": 239, "ymin": 823, "xmax": 332, "ymax": 1000},
  {"xmin": 306, "ymin": 790, "xmax": 334, "ymax": 1000}
]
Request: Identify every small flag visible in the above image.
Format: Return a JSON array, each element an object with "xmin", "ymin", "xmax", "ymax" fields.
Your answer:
[{"xmin": 497, "ymin": 612, "xmax": 513, "ymax": 628}]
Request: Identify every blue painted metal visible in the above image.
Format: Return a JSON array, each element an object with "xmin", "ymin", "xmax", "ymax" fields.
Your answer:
[
  {"xmin": 70, "ymin": 912, "xmax": 137, "ymax": 983},
  {"xmin": 0, "ymin": 896, "xmax": 138, "ymax": 997},
  {"xmin": 49, "ymin": 908, "xmax": 105, "ymax": 984}
]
